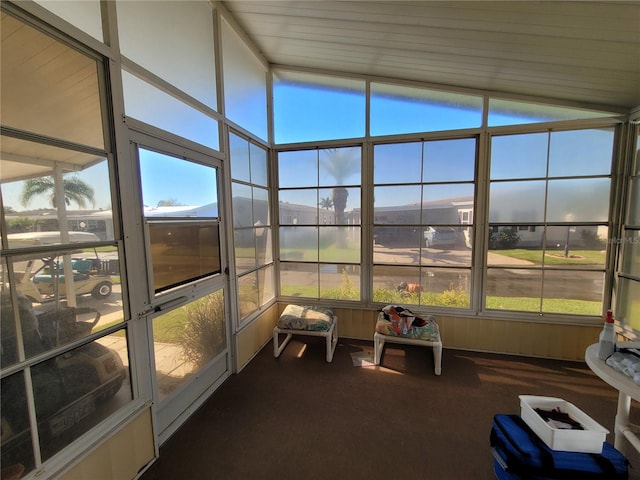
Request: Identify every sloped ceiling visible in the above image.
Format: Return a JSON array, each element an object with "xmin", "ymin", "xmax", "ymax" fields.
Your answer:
[{"xmin": 221, "ymin": 0, "xmax": 640, "ymax": 111}]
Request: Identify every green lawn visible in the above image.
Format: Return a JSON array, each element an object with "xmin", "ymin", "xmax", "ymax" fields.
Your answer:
[
  {"xmin": 282, "ymin": 285, "xmax": 600, "ymax": 315},
  {"xmin": 95, "ymin": 309, "xmax": 186, "ymax": 343},
  {"xmin": 491, "ymin": 248, "xmax": 605, "ymax": 265},
  {"xmin": 281, "ymin": 245, "xmax": 360, "ymax": 262}
]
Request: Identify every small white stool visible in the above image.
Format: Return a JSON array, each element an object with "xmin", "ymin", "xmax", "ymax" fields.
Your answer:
[
  {"xmin": 273, "ymin": 315, "xmax": 338, "ymax": 363},
  {"xmin": 374, "ymin": 331, "xmax": 442, "ymax": 375}
]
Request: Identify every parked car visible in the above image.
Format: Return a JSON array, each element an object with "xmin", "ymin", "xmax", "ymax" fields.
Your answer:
[
  {"xmin": 423, "ymin": 226, "xmax": 457, "ymax": 248},
  {"xmin": 0, "ymin": 292, "xmax": 126, "ymax": 469}
]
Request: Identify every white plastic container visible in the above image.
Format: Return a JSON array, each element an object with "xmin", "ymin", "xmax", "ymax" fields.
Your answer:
[{"xmin": 519, "ymin": 395, "xmax": 608, "ymax": 454}]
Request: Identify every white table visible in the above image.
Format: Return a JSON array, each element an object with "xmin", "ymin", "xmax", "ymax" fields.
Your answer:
[{"xmin": 585, "ymin": 343, "xmax": 640, "ymax": 455}]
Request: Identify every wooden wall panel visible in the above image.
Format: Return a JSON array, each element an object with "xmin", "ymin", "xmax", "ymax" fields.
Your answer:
[
  {"xmin": 235, "ymin": 304, "xmax": 279, "ymax": 371},
  {"xmin": 60, "ymin": 408, "xmax": 154, "ymax": 480},
  {"xmin": 246, "ymin": 303, "xmax": 603, "ymax": 361}
]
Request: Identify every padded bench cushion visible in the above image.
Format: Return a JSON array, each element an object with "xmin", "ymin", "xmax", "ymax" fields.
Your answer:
[
  {"xmin": 277, "ymin": 304, "xmax": 335, "ymax": 331},
  {"xmin": 375, "ymin": 304, "xmax": 440, "ymax": 342}
]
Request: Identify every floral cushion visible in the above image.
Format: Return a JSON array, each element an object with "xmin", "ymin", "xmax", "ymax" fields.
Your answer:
[
  {"xmin": 375, "ymin": 305, "xmax": 440, "ymax": 342},
  {"xmin": 277, "ymin": 305, "xmax": 335, "ymax": 332}
]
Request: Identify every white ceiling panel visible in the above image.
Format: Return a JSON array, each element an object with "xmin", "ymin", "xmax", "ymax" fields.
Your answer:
[{"xmin": 221, "ymin": 0, "xmax": 640, "ymax": 110}]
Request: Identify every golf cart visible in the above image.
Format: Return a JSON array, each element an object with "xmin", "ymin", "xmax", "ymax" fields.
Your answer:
[{"xmin": 7, "ymin": 231, "xmax": 114, "ymax": 304}]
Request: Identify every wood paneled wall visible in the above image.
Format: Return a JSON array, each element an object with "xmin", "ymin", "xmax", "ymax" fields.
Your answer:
[
  {"xmin": 60, "ymin": 408, "xmax": 154, "ymax": 480},
  {"xmin": 261, "ymin": 304, "xmax": 603, "ymax": 362}
]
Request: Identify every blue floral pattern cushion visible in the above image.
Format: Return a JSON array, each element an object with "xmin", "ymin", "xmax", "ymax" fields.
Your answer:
[
  {"xmin": 375, "ymin": 305, "xmax": 440, "ymax": 342},
  {"xmin": 277, "ymin": 305, "xmax": 335, "ymax": 332}
]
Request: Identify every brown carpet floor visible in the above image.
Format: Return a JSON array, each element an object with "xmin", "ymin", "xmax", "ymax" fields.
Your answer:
[{"xmin": 141, "ymin": 338, "xmax": 640, "ymax": 480}]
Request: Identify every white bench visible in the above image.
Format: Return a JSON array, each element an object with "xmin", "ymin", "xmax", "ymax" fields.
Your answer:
[
  {"xmin": 374, "ymin": 331, "xmax": 442, "ymax": 375},
  {"xmin": 273, "ymin": 305, "xmax": 338, "ymax": 363},
  {"xmin": 373, "ymin": 305, "xmax": 442, "ymax": 375}
]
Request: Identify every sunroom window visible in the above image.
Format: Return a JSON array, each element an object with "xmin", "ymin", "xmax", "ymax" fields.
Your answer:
[
  {"xmin": 0, "ymin": 11, "xmax": 131, "ymax": 474},
  {"xmin": 278, "ymin": 147, "xmax": 362, "ymax": 301},
  {"xmin": 372, "ymin": 138, "xmax": 476, "ymax": 307},
  {"xmin": 487, "ymin": 128, "xmax": 615, "ymax": 315}
]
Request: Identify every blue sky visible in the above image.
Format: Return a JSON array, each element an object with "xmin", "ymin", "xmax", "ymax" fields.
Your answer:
[{"xmin": 2, "ymin": 82, "xmax": 614, "ymax": 214}]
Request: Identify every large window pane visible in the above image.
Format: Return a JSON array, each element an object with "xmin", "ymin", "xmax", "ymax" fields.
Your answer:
[
  {"xmin": 626, "ymin": 177, "xmax": 640, "ymax": 225},
  {"xmin": 279, "ymin": 150, "xmax": 318, "ymax": 188},
  {"xmin": 280, "ymin": 263, "xmax": 317, "ymax": 298},
  {"xmin": 222, "ymin": 19, "xmax": 267, "ymax": 140},
  {"xmin": 620, "ymin": 230, "xmax": 640, "ymax": 277},
  {"xmin": 370, "ymin": 82, "xmax": 482, "ymax": 136},
  {"xmin": 422, "ymin": 227, "xmax": 472, "ymax": 265},
  {"xmin": 422, "ymin": 185, "xmax": 474, "ymax": 225},
  {"xmin": 541, "ymin": 270, "xmax": 603, "ymax": 315},
  {"xmin": 117, "ymin": 0, "xmax": 217, "ymax": 110},
  {"xmin": 320, "ymin": 264, "xmax": 360, "ymax": 301},
  {"xmin": 374, "ymin": 142, "xmax": 423, "ymax": 185},
  {"xmin": 546, "ymin": 178, "xmax": 610, "ymax": 223},
  {"xmin": 490, "ymin": 133, "xmax": 548, "ymax": 179},
  {"xmin": 372, "ymin": 266, "xmax": 470, "ymax": 308},
  {"xmin": 280, "ymin": 226, "xmax": 318, "ymax": 261},
  {"xmin": 33, "ymin": 330, "xmax": 131, "ymax": 461},
  {"xmin": 2, "ymin": 139, "xmax": 114, "ymax": 241},
  {"xmin": 139, "ymin": 149, "xmax": 218, "ymax": 214},
  {"xmin": 2, "ymin": 248, "xmax": 123, "ymax": 353},
  {"xmin": 373, "ymin": 138, "xmax": 475, "ymax": 310},
  {"xmin": 423, "ymin": 138, "xmax": 476, "ymax": 182},
  {"xmin": 486, "ymin": 269, "xmax": 543, "ymax": 312},
  {"xmin": 374, "ymin": 186, "xmax": 422, "ymax": 223},
  {"xmin": 319, "ymin": 147, "xmax": 361, "ymax": 187},
  {"xmin": 273, "ymin": 71, "xmax": 365, "ymax": 144},
  {"xmin": 489, "ymin": 181, "xmax": 546, "ymax": 223},
  {"xmin": 548, "ymin": 129, "xmax": 614, "ymax": 177},
  {"xmin": 279, "ymin": 189, "xmax": 319, "ymax": 225},
  {"xmin": 238, "ymin": 272, "xmax": 258, "ymax": 319},
  {"xmin": 253, "ymin": 187, "xmax": 270, "ymax": 225},
  {"xmin": 250, "ymin": 144, "xmax": 268, "ymax": 187},
  {"xmin": 34, "ymin": 0, "xmax": 103, "ymax": 41},
  {"xmin": 229, "ymin": 133, "xmax": 250, "ymax": 182},
  {"xmin": 147, "ymin": 220, "xmax": 220, "ymax": 293},
  {"xmin": 374, "ymin": 226, "xmax": 422, "ymax": 252},
  {"xmin": 258, "ymin": 265, "xmax": 275, "ymax": 305},
  {"xmin": 373, "ymin": 265, "xmax": 421, "ymax": 305},
  {"xmin": 488, "ymin": 225, "xmax": 544, "ymax": 265},
  {"xmin": 488, "ymin": 98, "xmax": 617, "ymax": 127},
  {"xmin": 153, "ymin": 291, "xmax": 226, "ymax": 401},
  {"xmin": 122, "ymin": 71, "xmax": 219, "ymax": 150},
  {"xmin": 230, "ymin": 133, "xmax": 273, "ymax": 321},
  {"xmin": 318, "ymin": 227, "xmax": 360, "ymax": 263},
  {"xmin": 1, "ymin": 372, "xmax": 34, "ymax": 472},
  {"xmin": 0, "ymin": 13, "xmax": 105, "ymax": 149},
  {"xmin": 617, "ymin": 278, "xmax": 640, "ymax": 332},
  {"xmin": 232, "ymin": 183, "xmax": 253, "ymax": 228},
  {"xmin": 234, "ymin": 228, "xmax": 256, "ymax": 275},
  {"xmin": 139, "ymin": 149, "xmax": 220, "ymax": 293}
]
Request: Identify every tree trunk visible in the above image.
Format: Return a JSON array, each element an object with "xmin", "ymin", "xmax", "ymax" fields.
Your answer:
[{"xmin": 332, "ymin": 187, "xmax": 348, "ymax": 248}]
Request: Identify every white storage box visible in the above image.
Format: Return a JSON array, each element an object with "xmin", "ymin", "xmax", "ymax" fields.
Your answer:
[{"xmin": 519, "ymin": 395, "xmax": 608, "ymax": 454}]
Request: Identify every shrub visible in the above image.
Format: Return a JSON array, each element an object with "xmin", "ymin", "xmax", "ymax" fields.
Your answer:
[
  {"xmin": 498, "ymin": 228, "xmax": 520, "ymax": 249},
  {"xmin": 179, "ymin": 291, "xmax": 226, "ymax": 367}
]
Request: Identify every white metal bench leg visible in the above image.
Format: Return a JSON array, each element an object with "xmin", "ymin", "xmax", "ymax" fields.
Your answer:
[
  {"xmin": 374, "ymin": 332, "xmax": 385, "ymax": 365},
  {"xmin": 433, "ymin": 341, "xmax": 442, "ymax": 376},
  {"xmin": 273, "ymin": 330, "xmax": 293, "ymax": 358},
  {"xmin": 374, "ymin": 331, "xmax": 442, "ymax": 375},
  {"xmin": 326, "ymin": 319, "xmax": 338, "ymax": 362}
]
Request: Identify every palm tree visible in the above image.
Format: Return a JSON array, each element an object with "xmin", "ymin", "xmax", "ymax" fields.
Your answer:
[
  {"xmin": 319, "ymin": 148, "xmax": 359, "ymax": 225},
  {"xmin": 319, "ymin": 148, "xmax": 360, "ymax": 249},
  {"xmin": 20, "ymin": 175, "xmax": 95, "ymax": 209},
  {"xmin": 318, "ymin": 196, "xmax": 334, "ymax": 210}
]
